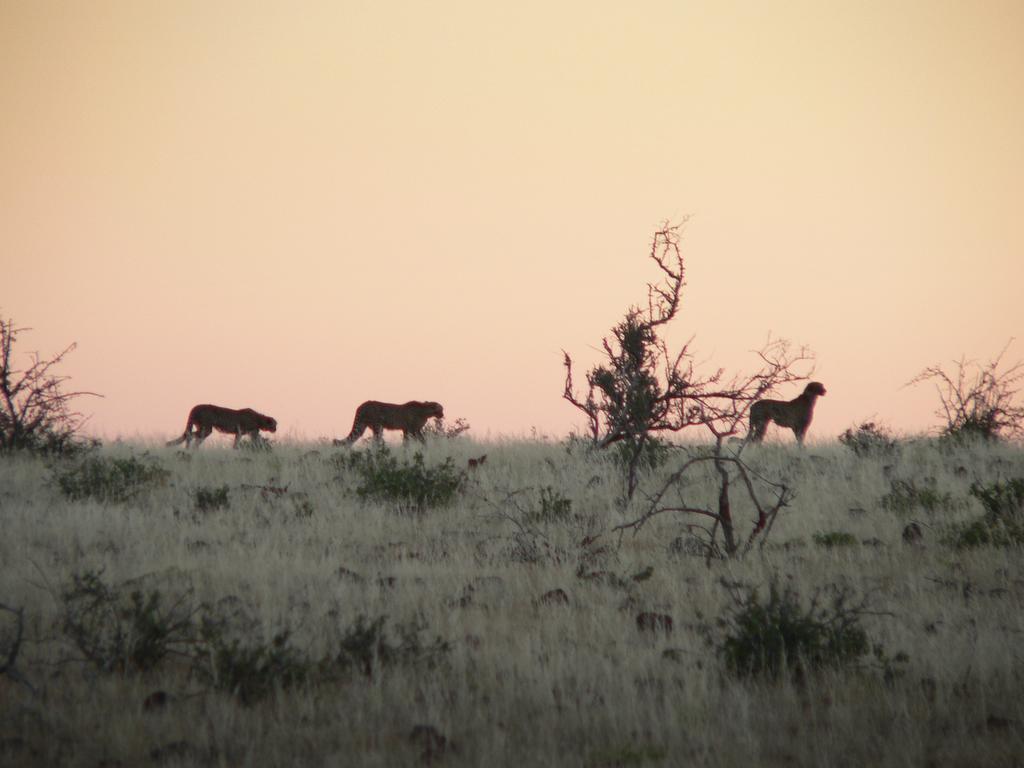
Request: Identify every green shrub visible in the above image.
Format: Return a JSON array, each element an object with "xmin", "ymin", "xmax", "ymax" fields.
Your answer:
[
  {"xmin": 195, "ymin": 484, "xmax": 230, "ymax": 512},
  {"xmin": 880, "ymin": 479, "xmax": 956, "ymax": 515},
  {"xmin": 716, "ymin": 580, "xmax": 872, "ymax": 679},
  {"xmin": 839, "ymin": 422, "xmax": 897, "ymax": 457},
  {"xmin": 55, "ymin": 454, "xmax": 169, "ymax": 502},
  {"xmin": 61, "ymin": 570, "xmax": 197, "ymax": 674},
  {"xmin": 812, "ymin": 531, "xmax": 858, "ymax": 549},
  {"xmin": 944, "ymin": 478, "xmax": 1024, "ymax": 549},
  {"xmin": 347, "ymin": 446, "xmax": 465, "ymax": 511}
]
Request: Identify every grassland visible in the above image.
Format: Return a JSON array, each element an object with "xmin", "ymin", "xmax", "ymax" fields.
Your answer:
[{"xmin": 1, "ymin": 435, "xmax": 1022, "ymax": 767}]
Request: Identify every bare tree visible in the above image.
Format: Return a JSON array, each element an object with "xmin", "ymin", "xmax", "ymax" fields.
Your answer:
[
  {"xmin": 563, "ymin": 222, "xmax": 813, "ymax": 502},
  {"xmin": 610, "ymin": 339, "xmax": 812, "ymax": 557},
  {"xmin": 908, "ymin": 340, "xmax": 1024, "ymax": 442},
  {"xmin": 0, "ymin": 313, "xmax": 100, "ymax": 453}
]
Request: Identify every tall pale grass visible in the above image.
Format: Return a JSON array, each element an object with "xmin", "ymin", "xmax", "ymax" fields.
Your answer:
[{"xmin": 0, "ymin": 436, "xmax": 1021, "ymax": 766}]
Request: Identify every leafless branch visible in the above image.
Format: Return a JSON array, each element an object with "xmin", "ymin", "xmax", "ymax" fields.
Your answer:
[
  {"xmin": 0, "ymin": 314, "xmax": 100, "ymax": 452},
  {"xmin": 907, "ymin": 339, "xmax": 1024, "ymax": 440}
]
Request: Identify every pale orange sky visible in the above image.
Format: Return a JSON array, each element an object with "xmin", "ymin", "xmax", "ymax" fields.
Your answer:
[{"xmin": 2, "ymin": 1, "xmax": 1022, "ymax": 442}]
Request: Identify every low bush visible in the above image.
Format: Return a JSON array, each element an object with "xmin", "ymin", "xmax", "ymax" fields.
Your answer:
[
  {"xmin": 346, "ymin": 446, "xmax": 465, "ymax": 511},
  {"xmin": 195, "ymin": 484, "xmax": 230, "ymax": 512},
  {"xmin": 715, "ymin": 580, "xmax": 874, "ymax": 679},
  {"xmin": 55, "ymin": 571, "xmax": 450, "ymax": 704},
  {"xmin": 523, "ymin": 486, "xmax": 573, "ymax": 524},
  {"xmin": 880, "ymin": 479, "xmax": 957, "ymax": 515},
  {"xmin": 331, "ymin": 615, "xmax": 450, "ymax": 679},
  {"xmin": 812, "ymin": 531, "xmax": 858, "ymax": 549},
  {"xmin": 55, "ymin": 454, "xmax": 170, "ymax": 502},
  {"xmin": 196, "ymin": 622, "xmax": 310, "ymax": 706},
  {"xmin": 944, "ymin": 478, "xmax": 1024, "ymax": 549},
  {"xmin": 61, "ymin": 570, "xmax": 197, "ymax": 674},
  {"xmin": 839, "ymin": 422, "xmax": 898, "ymax": 457},
  {"xmin": 971, "ymin": 477, "xmax": 1024, "ymax": 520}
]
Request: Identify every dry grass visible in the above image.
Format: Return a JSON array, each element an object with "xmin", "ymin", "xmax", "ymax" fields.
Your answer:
[{"xmin": 1, "ymin": 436, "xmax": 1022, "ymax": 767}]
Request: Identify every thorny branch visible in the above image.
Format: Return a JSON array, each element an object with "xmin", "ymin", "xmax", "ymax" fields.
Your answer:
[
  {"xmin": 611, "ymin": 451, "xmax": 793, "ymax": 557},
  {"xmin": 907, "ymin": 339, "xmax": 1024, "ymax": 440},
  {"xmin": 0, "ymin": 315, "xmax": 101, "ymax": 452}
]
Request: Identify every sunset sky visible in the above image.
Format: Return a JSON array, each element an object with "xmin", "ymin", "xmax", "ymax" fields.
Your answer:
[{"xmin": 2, "ymin": 1, "xmax": 1021, "ymax": 443}]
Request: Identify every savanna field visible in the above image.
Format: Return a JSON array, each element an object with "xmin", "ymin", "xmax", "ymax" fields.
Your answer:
[{"xmin": 1, "ymin": 434, "xmax": 1022, "ymax": 767}]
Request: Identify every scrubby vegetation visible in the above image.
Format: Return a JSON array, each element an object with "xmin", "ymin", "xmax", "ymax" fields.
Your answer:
[
  {"xmin": 1, "ymin": 436, "xmax": 1023, "ymax": 766},
  {"xmin": 943, "ymin": 478, "xmax": 1024, "ymax": 549},
  {"xmin": 342, "ymin": 444, "xmax": 466, "ymax": 511},
  {"xmin": 54, "ymin": 454, "xmax": 170, "ymax": 502},
  {"xmin": 839, "ymin": 421, "xmax": 899, "ymax": 457},
  {"xmin": 713, "ymin": 579, "xmax": 881, "ymax": 679}
]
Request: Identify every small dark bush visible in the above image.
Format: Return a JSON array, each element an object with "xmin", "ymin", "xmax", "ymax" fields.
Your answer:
[
  {"xmin": 195, "ymin": 485, "xmax": 230, "ymax": 512},
  {"xmin": 971, "ymin": 478, "xmax": 1024, "ymax": 521},
  {"xmin": 55, "ymin": 455, "xmax": 169, "ymax": 502},
  {"xmin": 523, "ymin": 486, "xmax": 573, "ymax": 524},
  {"xmin": 941, "ymin": 416, "xmax": 1003, "ymax": 445},
  {"xmin": 839, "ymin": 422, "xmax": 898, "ymax": 457},
  {"xmin": 292, "ymin": 497, "xmax": 315, "ymax": 518},
  {"xmin": 332, "ymin": 615, "xmax": 450, "ymax": 679},
  {"xmin": 880, "ymin": 479, "xmax": 957, "ymax": 515},
  {"xmin": 347, "ymin": 446, "xmax": 465, "ymax": 511},
  {"xmin": 56, "ymin": 573, "xmax": 450, "ymax": 702},
  {"xmin": 61, "ymin": 570, "xmax": 197, "ymax": 674},
  {"xmin": 4, "ymin": 425, "xmax": 100, "ymax": 458},
  {"xmin": 944, "ymin": 478, "xmax": 1024, "ymax": 549},
  {"xmin": 812, "ymin": 531, "xmax": 858, "ymax": 549},
  {"xmin": 716, "ymin": 580, "xmax": 872, "ymax": 679},
  {"xmin": 197, "ymin": 622, "xmax": 309, "ymax": 705}
]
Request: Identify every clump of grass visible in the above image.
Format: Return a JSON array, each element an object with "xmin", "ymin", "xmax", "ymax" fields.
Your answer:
[
  {"xmin": 715, "ymin": 579, "xmax": 876, "ymax": 679},
  {"xmin": 55, "ymin": 455, "xmax": 170, "ymax": 502},
  {"xmin": 944, "ymin": 478, "xmax": 1024, "ymax": 549},
  {"xmin": 346, "ymin": 445, "xmax": 465, "ymax": 511}
]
